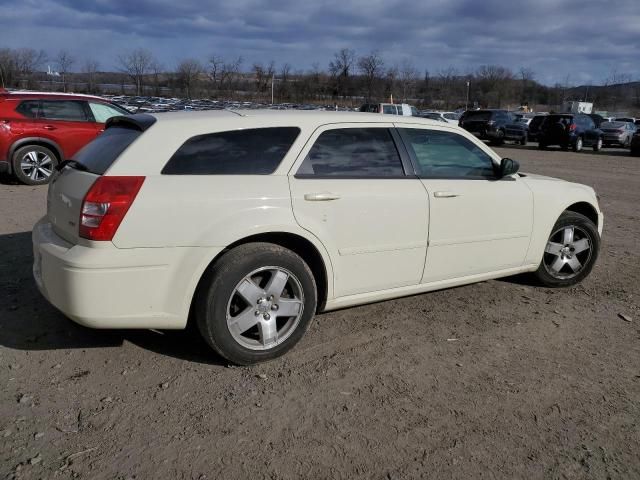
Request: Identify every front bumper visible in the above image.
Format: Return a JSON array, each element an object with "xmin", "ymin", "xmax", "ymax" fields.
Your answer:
[
  {"xmin": 0, "ymin": 160, "xmax": 9, "ymax": 174},
  {"xmin": 32, "ymin": 218, "xmax": 221, "ymax": 329}
]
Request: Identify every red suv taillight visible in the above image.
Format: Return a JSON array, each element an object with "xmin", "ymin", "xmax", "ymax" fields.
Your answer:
[
  {"xmin": 79, "ymin": 176, "xmax": 145, "ymax": 241},
  {"xmin": 568, "ymin": 123, "xmax": 577, "ymax": 131}
]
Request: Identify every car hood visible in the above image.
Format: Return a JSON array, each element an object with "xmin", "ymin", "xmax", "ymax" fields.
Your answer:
[{"xmin": 520, "ymin": 172, "xmax": 565, "ymax": 181}]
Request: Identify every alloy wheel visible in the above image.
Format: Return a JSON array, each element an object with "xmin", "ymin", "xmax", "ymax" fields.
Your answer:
[
  {"xmin": 20, "ymin": 150, "xmax": 54, "ymax": 182},
  {"xmin": 226, "ymin": 266, "xmax": 304, "ymax": 350},
  {"xmin": 543, "ymin": 225, "xmax": 592, "ymax": 280}
]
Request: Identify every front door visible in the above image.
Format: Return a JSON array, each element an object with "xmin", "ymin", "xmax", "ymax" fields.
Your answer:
[
  {"xmin": 396, "ymin": 125, "xmax": 534, "ymax": 283},
  {"xmin": 289, "ymin": 124, "xmax": 430, "ymax": 298}
]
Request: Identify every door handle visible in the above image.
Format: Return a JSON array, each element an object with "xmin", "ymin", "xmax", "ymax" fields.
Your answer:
[
  {"xmin": 304, "ymin": 192, "xmax": 341, "ymax": 201},
  {"xmin": 433, "ymin": 191, "xmax": 460, "ymax": 198},
  {"xmin": 43, "ymin": 125, "xmax": 57, "ymax": 130}
]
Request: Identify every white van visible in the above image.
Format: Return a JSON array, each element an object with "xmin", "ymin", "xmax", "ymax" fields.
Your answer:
[{"xmin": 360, "ymin": 103, "xmax": 417, "ymax": 116}]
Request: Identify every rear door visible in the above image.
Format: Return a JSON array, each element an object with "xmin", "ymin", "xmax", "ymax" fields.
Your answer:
[
  {"xmin": 288, "ymin": 123, "xmax": 430, "ymax": 297},
  {"xmin": 39, "ymin": 100, "xmax": 100, "ymax": 159}
]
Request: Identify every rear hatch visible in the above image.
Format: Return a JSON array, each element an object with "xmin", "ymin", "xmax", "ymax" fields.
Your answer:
[
  {"xmin": 541, "ymin": 114, "xmax": 572, "ymax": 142},
  {"xmin": 461, "ymin": 111, "xmax": 492, "ymax": 132},
  {"xmin": 46, "ymin": 115, "xmax": 152, "ymax": 244}
]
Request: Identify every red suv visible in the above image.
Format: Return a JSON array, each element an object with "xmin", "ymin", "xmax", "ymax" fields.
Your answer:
[{"xmin": 0, "ymin": 89, "xmax": 129, "ymax": 185}]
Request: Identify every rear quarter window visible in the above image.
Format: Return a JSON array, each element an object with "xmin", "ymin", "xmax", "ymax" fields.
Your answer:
[{"xmin": 162, "ymin": 127, "xmax": 300, "ymax": 175}]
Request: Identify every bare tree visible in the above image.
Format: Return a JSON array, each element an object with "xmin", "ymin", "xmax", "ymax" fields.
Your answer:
[
  {"xmin": 279, "ymin": 63, "xmax": 292, "ymax": 101},
  {"xmin": 398, "ymin": 59, "xmax": 418, "ymax": 102},
  {"xmin": 55, "ymin": 50, "xmax": 75, "ymax": 92},
  {"xmin": 149, "ymin": 61, "xmax": 164, "ymax": 96},
  {"xmin": 82, "ymin": 59, "xmax": 100, "ymax": 93},
  {"xmin": 118, "ymin": 48, "xmax": 154, "ymax": 96},
  {"xmin": 329, "ymin": 48, "xmax": 356, "ymax": 99},
  {"xmin": 357, "ymin": 50, "xmax": 384, "ymax": 102},
  {"xmin": 14, "ymin": 48, "xmax": 46, "ymax": 87},
  {"xmin": 0, "ymin": 48, "xmax": 17, "ymax": 88},
  {"xmin": 208, "ymin": 55, "xmax": 243, "ymax": 95},
  {"xmin": 437, "ymin": 66, "xmax": 459, "ymax": 109},
  {"xmin": 177, "ymin": 59, "xmax": 202, "ymax": 99},
  {"xmin": 518, "ymin": 67, "xmax": 535, "ymax": 106},
  {"xmin": 252, "ymin": 61, "xmax": 275, "ymax": 98}
]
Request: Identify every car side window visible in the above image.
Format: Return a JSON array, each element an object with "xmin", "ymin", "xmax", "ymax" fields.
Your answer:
[
  {"xmin": 89, "ymin": 102, "xmax": 127, "ymax": 123},
  {"xmin": 296, "ymin": 128, "xmax": 404, "ymax": 177},
  {"xmin": 15, "ymin": 100, "xmax": 41, "ymax": 118},
  {"xmin": 382, "ymin": 105, "xmax": 395, "ymax": 115},
  {"xmin": 400, "ymin": 128, "xmax": 496, "ymax": 179},
  {"xmin": 162, "ymin": 127, "xmax": 300, "ymax": 175},
  {"xmin": 40, "ymin": 100, "xmax": 88, "ymax": 122}
]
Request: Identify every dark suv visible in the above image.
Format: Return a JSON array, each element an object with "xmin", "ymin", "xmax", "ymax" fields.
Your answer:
[
  {"xmin": 0, "ymin": 89, "xmax": 129, "ymax": 184},
  {"xmin": 538, "ymin": 113, "xmax": 603, "ymax": 152},
  {"xmin": 458, "ymin": 109, "xmax": 514, "ymax": 145}
]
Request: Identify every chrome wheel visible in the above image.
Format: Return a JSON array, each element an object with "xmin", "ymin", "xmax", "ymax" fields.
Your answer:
[
  {"xmin": 543, "ymin": 225, "xmax": 592, "ymax": 280},
  {"xmin": 226, "ymin": 266, "xmax": 304, "ymax": 351},
  {"xmin": 20, "ymin": 150, "xmax": 54, "ymax": 182}
]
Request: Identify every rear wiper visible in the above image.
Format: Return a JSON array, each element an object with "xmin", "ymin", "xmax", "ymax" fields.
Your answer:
[{"xmin": 56, "ymin": 160, "xmax": 88, "ymax": 172}]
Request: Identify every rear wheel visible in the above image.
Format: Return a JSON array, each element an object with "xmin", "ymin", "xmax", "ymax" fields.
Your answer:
[
  {"xmin": 538, "ymin": 142, "xmax": 546, "ymax": 150},
  {"xmin": 533, "ymin": 212, "xmax": 599, "ymax": 287},
  {"xmin": 12, "ymin": 145, "xmax": 58, "ymax": 185},
  {"xmin": 196, "ymin": 242, "xmax": 317, "ymax": 365},
  {"xmin": 572, "ymin": 137, "xmax": 583, "ymax": 152},
  {"xmin": 520, "ymin": 135, "xmax": 528, "ymax": 146},
  {"xmin": 623, "ymin": 137, "xmax": 631, "ymax": 148}
]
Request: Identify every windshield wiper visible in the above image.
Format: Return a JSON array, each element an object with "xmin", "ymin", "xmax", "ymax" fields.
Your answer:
[{"xmin": 56, "ymin": 160, "xmax": 88, "ymax": 172}]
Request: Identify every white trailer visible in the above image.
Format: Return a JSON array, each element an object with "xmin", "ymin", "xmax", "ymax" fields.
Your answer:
[{"xmin": 562, "ymin": 101, "xmax": 593, "ymax": 114}]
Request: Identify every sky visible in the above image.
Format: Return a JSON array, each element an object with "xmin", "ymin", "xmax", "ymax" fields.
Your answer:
[{"xmin": 1, "ymin": 0, "xmax": 639, "ymax": 86}]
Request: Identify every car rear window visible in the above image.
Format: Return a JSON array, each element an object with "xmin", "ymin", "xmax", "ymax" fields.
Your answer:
[
  {"xmin": 162, "ymin": 127, "xmax": 300, "ymax": 175},
  {"xmin": 72, "ymin": 127, "xmax": 142, "ymax": 175},
  {"xmin": 463, "ymin": 111, "xmax": 492, "ymax": 121}
]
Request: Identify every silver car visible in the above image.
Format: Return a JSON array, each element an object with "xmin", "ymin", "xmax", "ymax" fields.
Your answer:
[{"xmin": 601, "ymin": 121, "xmax": 637, "ymax": 147}]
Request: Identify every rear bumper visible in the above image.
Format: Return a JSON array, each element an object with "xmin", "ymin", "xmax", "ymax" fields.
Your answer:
[{"xmin": 32, "ymin": 218, "xmax": 221, "ymax": 329}]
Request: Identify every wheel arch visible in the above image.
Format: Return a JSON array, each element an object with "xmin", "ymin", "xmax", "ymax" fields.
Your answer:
[
  {"xmin": 565, "ymin": 201, "xmax": 599, "ymax": 229},
  {"xmin": 187, "ymin": 231, "xmax": 333, "ymax": 327}
]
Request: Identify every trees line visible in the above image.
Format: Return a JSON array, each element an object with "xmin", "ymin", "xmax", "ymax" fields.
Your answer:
[{"xmin": 1, "ymin": 47, "xmax": 639, "ymax": 113}]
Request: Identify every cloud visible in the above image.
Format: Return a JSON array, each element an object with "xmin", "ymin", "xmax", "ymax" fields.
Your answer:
[{"xmin": 0, "ymin": 0, "xmax": 638, "ymax": 84}]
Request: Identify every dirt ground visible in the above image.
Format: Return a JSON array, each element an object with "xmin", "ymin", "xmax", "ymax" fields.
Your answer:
[{"xmin": 1, "ymin": 145, "xmax": 639, "ymax": 480}]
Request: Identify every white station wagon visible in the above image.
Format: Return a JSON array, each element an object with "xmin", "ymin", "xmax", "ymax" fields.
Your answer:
[{"xmin": 33, "ymin": 111, "xmax": 603, "ymax": 364}]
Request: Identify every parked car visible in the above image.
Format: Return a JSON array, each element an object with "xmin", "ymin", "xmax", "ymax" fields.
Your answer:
[
  {"xmin": 458, "ymin": 109, "xmax": 514, "ymax": 145},
  {"xmin": 614, "ymin": 117, "xmax": 636, "ymax": 124},
  {"xmin": 538, "ymin": 113, "xmax": 603, "ymax": 152},
  {"xmin": 527, "ymin": 114, "xmax": 548, "ymax": 142},
  {"xmin": 33, "ymin": 111, "xmax": 603, "ymax": 364},
  {"xmin": 600, "ymin": 121, "xmax": 637, "ymax": 147},
  {"xmin": 417, "ymin": 112, "xmax": 448, "ymax": 123},
  {"xmin": 0, "ymin": 90, "xmax": 129, "ymax": 184},
  {"xmin": 503, "ymin": 121, "xmax": 528, "ymax": 145},
  {"xmin": 359, "ymin": 103, "xmax": 417, "ymax": 116},
  {"xmin": 630, "ymin": 131, "xmax": 640, "ymax": 156}
]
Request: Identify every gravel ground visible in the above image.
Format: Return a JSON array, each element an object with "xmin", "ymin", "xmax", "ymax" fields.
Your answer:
[{"xmin": 1, "ymin": 146, "xmax": 639, "ymax": 479}]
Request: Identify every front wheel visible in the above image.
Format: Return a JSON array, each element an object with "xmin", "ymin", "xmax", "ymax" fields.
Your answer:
[
  {"xmin": 196, "ymin": 242, "xmax": 317, "ymax": 365},
  {"xmin": 533, "ymin": 211, "xmax": 599, "ymax": 287},
  {"xmin": 593, "ymin": 138, "xmax": 603, "ymax": 152}
]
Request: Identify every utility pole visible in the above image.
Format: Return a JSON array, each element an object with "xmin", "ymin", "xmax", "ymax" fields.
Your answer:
[
  {"xmin": 271, "ymin": 74, "xmax": 274, "ymax": 105},
  {"xmin": 465, "ymin": 81, "xmax": 470, "ymax": 111}
]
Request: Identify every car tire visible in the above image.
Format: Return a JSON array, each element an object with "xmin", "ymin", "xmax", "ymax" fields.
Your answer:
[
  {"xmin": 572, "ymin": 137, "xmax": 583, "ymax": 152},
  {"xmin": 12, "ymin": 145, "xmax": 58, "ymax": 185},
  {"xmin": 196, "ymin": 242, "xmax": 317, "ymax": 365},
  {"xmin": 538, "ymin": 142, "xmax": 546, "ymax": 150},
  {"xmin": 593, "ymin": 137, "xmax": 603, "ymax": 152},
  {"xmin": 520, "ymin": 135, "xmax": 528, "ymax": 146},
  {"xmin": 532, "ymin": 211, "xmax": 600, "ymax": 288},
  {"xmin": 623, "ymin": 137, "xmax": 631, "ymax": 148}
]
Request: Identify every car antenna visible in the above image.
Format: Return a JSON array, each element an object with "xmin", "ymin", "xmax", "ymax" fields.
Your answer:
[{"xmin": 225, "ymin": 108, "xmax": 247, "ymax": 117}]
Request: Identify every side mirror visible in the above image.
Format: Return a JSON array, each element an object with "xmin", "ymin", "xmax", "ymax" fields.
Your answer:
[{"xmin": 500, "ymin": 157, "xmax": 520, "ymax": 177}]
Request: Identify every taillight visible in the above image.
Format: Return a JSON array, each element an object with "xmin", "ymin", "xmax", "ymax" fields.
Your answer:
[
  {"xmin": 79, "ymin": 176, "xmax": 145, "ymax": 241},
  {"xmin": 568, "ymin": 123, "xmax": 577, "ymax": 131}
]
